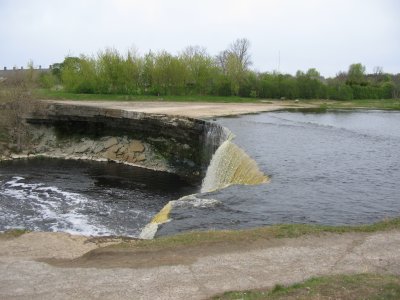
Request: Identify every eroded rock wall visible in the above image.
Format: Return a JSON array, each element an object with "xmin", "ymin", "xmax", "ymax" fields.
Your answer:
[
  {"xmin": 8, "ymin": 102, "xmax": 228, "ymax": 183},
  {"xmin": 4, "ymin": 125, "xmax": 168, "ymax": 171}
]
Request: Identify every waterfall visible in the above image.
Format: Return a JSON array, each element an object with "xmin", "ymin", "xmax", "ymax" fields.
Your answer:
[
  {"xmin": 201, "ymin": 140, "xmax": 268, "ymax": 193},
  {"xmin": 139, "ymin": 202, "xmax": 172, "ymax": 239},
  {"xmin": 201, "ymin": 122, "xmax": 234, "ymax": 167},
  {"xmin": 140, "ymin": 121, "xmax": 269, "ymax": 239}
]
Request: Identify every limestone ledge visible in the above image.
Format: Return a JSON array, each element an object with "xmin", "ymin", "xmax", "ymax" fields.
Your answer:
[{"xmin": 0, "ymin": 127, "xmax": 171, "ymax": 174}]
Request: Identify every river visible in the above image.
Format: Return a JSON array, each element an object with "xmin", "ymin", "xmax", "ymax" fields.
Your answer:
[
  {"xmin": 1, "ymin": 110, "xmax": 400, "ymax": 237},
  {"xmin": 0, "ymin": 159, "xmax": 197, "ymax": 236},
  {"xmin": 158, "ymin": 110, "xmax": 400, "ymax": 235}
]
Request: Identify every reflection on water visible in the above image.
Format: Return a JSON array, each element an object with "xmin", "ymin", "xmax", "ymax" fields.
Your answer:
[{"xmin": 158, "ymin": 110, "xmax": 400, "ymax": 236}]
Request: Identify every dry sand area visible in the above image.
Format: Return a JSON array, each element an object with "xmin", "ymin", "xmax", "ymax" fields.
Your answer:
[{"xmin": 47, "ymin": 100, "xmax": 312, "ymax": 118}]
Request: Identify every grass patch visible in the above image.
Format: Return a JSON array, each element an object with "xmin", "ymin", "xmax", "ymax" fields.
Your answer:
[
  {"xmin": 0, "ymin": 229, "xmax": 30, "ymax": 239},
  {"xmin": 105, "ymin": 217, "xmax": 400, "ymax": 251},
  {"xmin": 212, "ymin": 273, "xmax": 400, "ymax": 299},
  {"xmin": 301, "ymin": 99, "xmax": 400, "ymax": 111}
]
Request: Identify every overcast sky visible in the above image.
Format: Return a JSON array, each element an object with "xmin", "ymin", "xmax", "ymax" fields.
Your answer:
[{"xmin": 1, "ymin": 0, "xmax": 399, "ymax": 77}]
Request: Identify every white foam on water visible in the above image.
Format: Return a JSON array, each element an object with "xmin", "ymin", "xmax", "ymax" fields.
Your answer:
[
  {"xmin": 139, "ymin": 223, "xmax": 159, "ymax": 240},
  {"xmin": 1, "ymin": 176, "xmax": 115, "ymax": 236},
  {"xmin": 171, "ymin": 195, "xmax": 222, "ymax": 208},
  {"xmin": 5, "ymin": 176, "xmax": 44, "ymax": 190}
]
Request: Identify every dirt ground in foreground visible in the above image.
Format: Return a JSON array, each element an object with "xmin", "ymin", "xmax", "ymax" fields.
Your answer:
[{"xmin": 1, "ymin": 230, "xmax": 400, "ymax": 299}]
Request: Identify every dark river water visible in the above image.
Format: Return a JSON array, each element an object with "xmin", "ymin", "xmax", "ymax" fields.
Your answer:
[
  {"xmin": 158, "ymin": 110, "xmax": 400, "ymax": 236},
  {"xmin": 0, "ymin": 159, "xmax": 197, "ymax": 236},
  {"xmin": 1, "ymin": 110, "xmax": 400, "ymax": 237}
]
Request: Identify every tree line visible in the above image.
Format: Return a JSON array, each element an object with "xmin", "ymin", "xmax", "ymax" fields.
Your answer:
[{"xmin": 40, "ymin": 38, "xmax": 400, "ymax": 100}]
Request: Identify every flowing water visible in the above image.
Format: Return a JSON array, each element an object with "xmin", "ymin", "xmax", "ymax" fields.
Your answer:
[
  {"xmin": 201, "ymin": 140, "xmax": 268, "ymax": 193},
  {"xmin": 0, "ymin": 159, "xmax": 197, "ymax": 236},
  {"xmin": 1, "ymin": 110, "xmax": 400, "ymax": 237},
  {"xmin": 157, "ymin": 110, "xmax": 400, "ymax": 236}
]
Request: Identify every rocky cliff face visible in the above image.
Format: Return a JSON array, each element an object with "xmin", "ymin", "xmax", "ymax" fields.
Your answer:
[
  {"xmin": 5, "ymin": 125, "xmax": 167, "ymax": 171},
  {"xmin": 9, "ymin": 102, "xmax": 228, "ymax": 183}
]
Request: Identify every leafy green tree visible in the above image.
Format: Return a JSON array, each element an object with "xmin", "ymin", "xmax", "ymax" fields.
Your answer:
[
  {"xmin": 225, "ymin": 53, "xmax": 244, "ymax": 95},
  {"xmin": 123, "ymin": 48, "xmax": 143, "ymax": 94},
  {"xmin": 152, "ymin": 51, "xmax": 186, "ymax": 95},
  {"xmin": 392, "ymin": 74, "xmax": 400, "ymax": 98},
  {"xmin": 327, "ymin": 81, "xmax": 353, "ymax": 100},
  {"xmin": 179, "ymin": 46, "xmax": 216, "ymax": 95},
  {"xmin": 62, "ymin": 56, "xmax": 96, "ymax": 93},
  {"xmin": 214, "ymin": 75, "xmax": 232, "ymax": 96},
  {"xmin": 96, "ymin": 48, "xmax": 129, "ymax": 93},
  {"xmin": 215, "ymin": 38, "xmax": 252, "ymax": 95},
  {"xmin": 306, "ymin": 68, "xmax": 321, "ymax": 80},
  {"xmin": 238, "ymin": 71, "xmax": 259, "ymax": 97},
  {"xmin": 229, "ymin": 38, "xmax": 252, "ymax": 70},
  {"xmin": 51, "ymin": 63, "xmax": 63, "ymax": 82},
  {"xmin": 141, "ymin": 51, "xmax": 155, "ymax": 94},
  {"xmin": 55, "ymin": 43, "xmax": 398, "ymax": 100},
  {"xmin": 295, "ymin": 69, "xmax": 326, "ymax": 99},
  {"xmin": 280, "ymin": 74, "xmax": 299, "ymax": 99},
  {"xmin": 258, "ymin": 73, "xmax": 280, "ymax": 98},
  {"xmin": 38, "ymin": 73, "xmax": 56, "ymax": 88},
  {"xmin": 347, "ymin": 63, "xmax": 366, "ymax": 86}
]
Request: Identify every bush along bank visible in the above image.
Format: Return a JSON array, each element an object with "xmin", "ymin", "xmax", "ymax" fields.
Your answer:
[{"xmin": 33, "ymin": 40, "xmax": 400, "ymax": 101}]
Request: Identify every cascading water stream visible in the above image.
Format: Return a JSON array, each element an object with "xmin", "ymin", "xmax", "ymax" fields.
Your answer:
[
  {"xmin": 140, "ymin": 122, "xmax": 268, "ymax": 239},
  {"xmin": 201, "ymin": 139, "xmax": 268, "ymax": 193}
]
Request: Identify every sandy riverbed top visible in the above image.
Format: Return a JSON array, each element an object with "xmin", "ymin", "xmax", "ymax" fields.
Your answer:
[{"xmin": 47, "ymin": 100, "xmax": 314, "ymax": 118}]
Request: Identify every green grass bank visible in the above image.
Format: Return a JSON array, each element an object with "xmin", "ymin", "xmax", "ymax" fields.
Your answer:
[
  {"xmin": 213, "ymin": 273, "xmax": 400, "ymax": 300},
  {"xmin": 100, "ymin": 217, "xmax": 400, "ymax": 251}
]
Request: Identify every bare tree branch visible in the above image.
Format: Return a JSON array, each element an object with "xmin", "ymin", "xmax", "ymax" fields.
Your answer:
[{"xmin": 229, "ymin": 38, "xmax": 252, "ymax": 69}]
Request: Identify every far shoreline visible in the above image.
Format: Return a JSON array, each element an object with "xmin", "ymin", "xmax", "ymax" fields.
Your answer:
[{"xmin": 39, "ymin": 97, "xmax": 400, "ymax": 118}]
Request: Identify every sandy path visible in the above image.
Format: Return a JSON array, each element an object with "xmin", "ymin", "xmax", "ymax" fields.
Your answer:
[
  {"xmin": 1, "ymin": 230, "xmax": 399, "ymax": 299},
  {"xmin": 46, "ymin": 100, "xmax": 310, "ymax": 118}
]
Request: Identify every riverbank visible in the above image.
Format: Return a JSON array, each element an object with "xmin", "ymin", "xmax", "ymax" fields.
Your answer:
[
  {"xmin": 48, "ymin": 97, "xmax": 400, "ymax": 118},
  {"xmin": 1, "ymin": 222, "xmax": 400, "ymax": 299},
  {"xmin": 1, "ymin": 100, "xmax": 400, "ymax": 299},
  {"xmin": 36, "ymin": 88, "xmax": 400, "ymax": 111},
  {"xmin": 43, "ymin": 99, "xmax": 307, "ymax": 118},
  {"xmin": 34, "ymin": 89, "xmax": 400, "ymax": 110}
]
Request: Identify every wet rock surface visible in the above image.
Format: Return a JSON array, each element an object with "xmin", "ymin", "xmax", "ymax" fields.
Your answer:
[{"xmin": 0, "ymin": 126, "xmax": 168, "ymax": 173}]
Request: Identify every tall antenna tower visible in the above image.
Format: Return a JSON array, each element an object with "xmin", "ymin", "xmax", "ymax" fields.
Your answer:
[{"xmin": 278, "ymin": 50, "xmax": 281, "ymax": 74}]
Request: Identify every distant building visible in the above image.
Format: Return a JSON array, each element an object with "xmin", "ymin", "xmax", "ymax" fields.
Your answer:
[{"xmin": 0, "ymin": 66, "xmax": 51, "ymax": 80}]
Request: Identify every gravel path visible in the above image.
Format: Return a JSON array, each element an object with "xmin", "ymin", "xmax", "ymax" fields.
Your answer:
[{"xmin": 1, "ymin": 230, "xmax": 399, "ymax": 299}]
